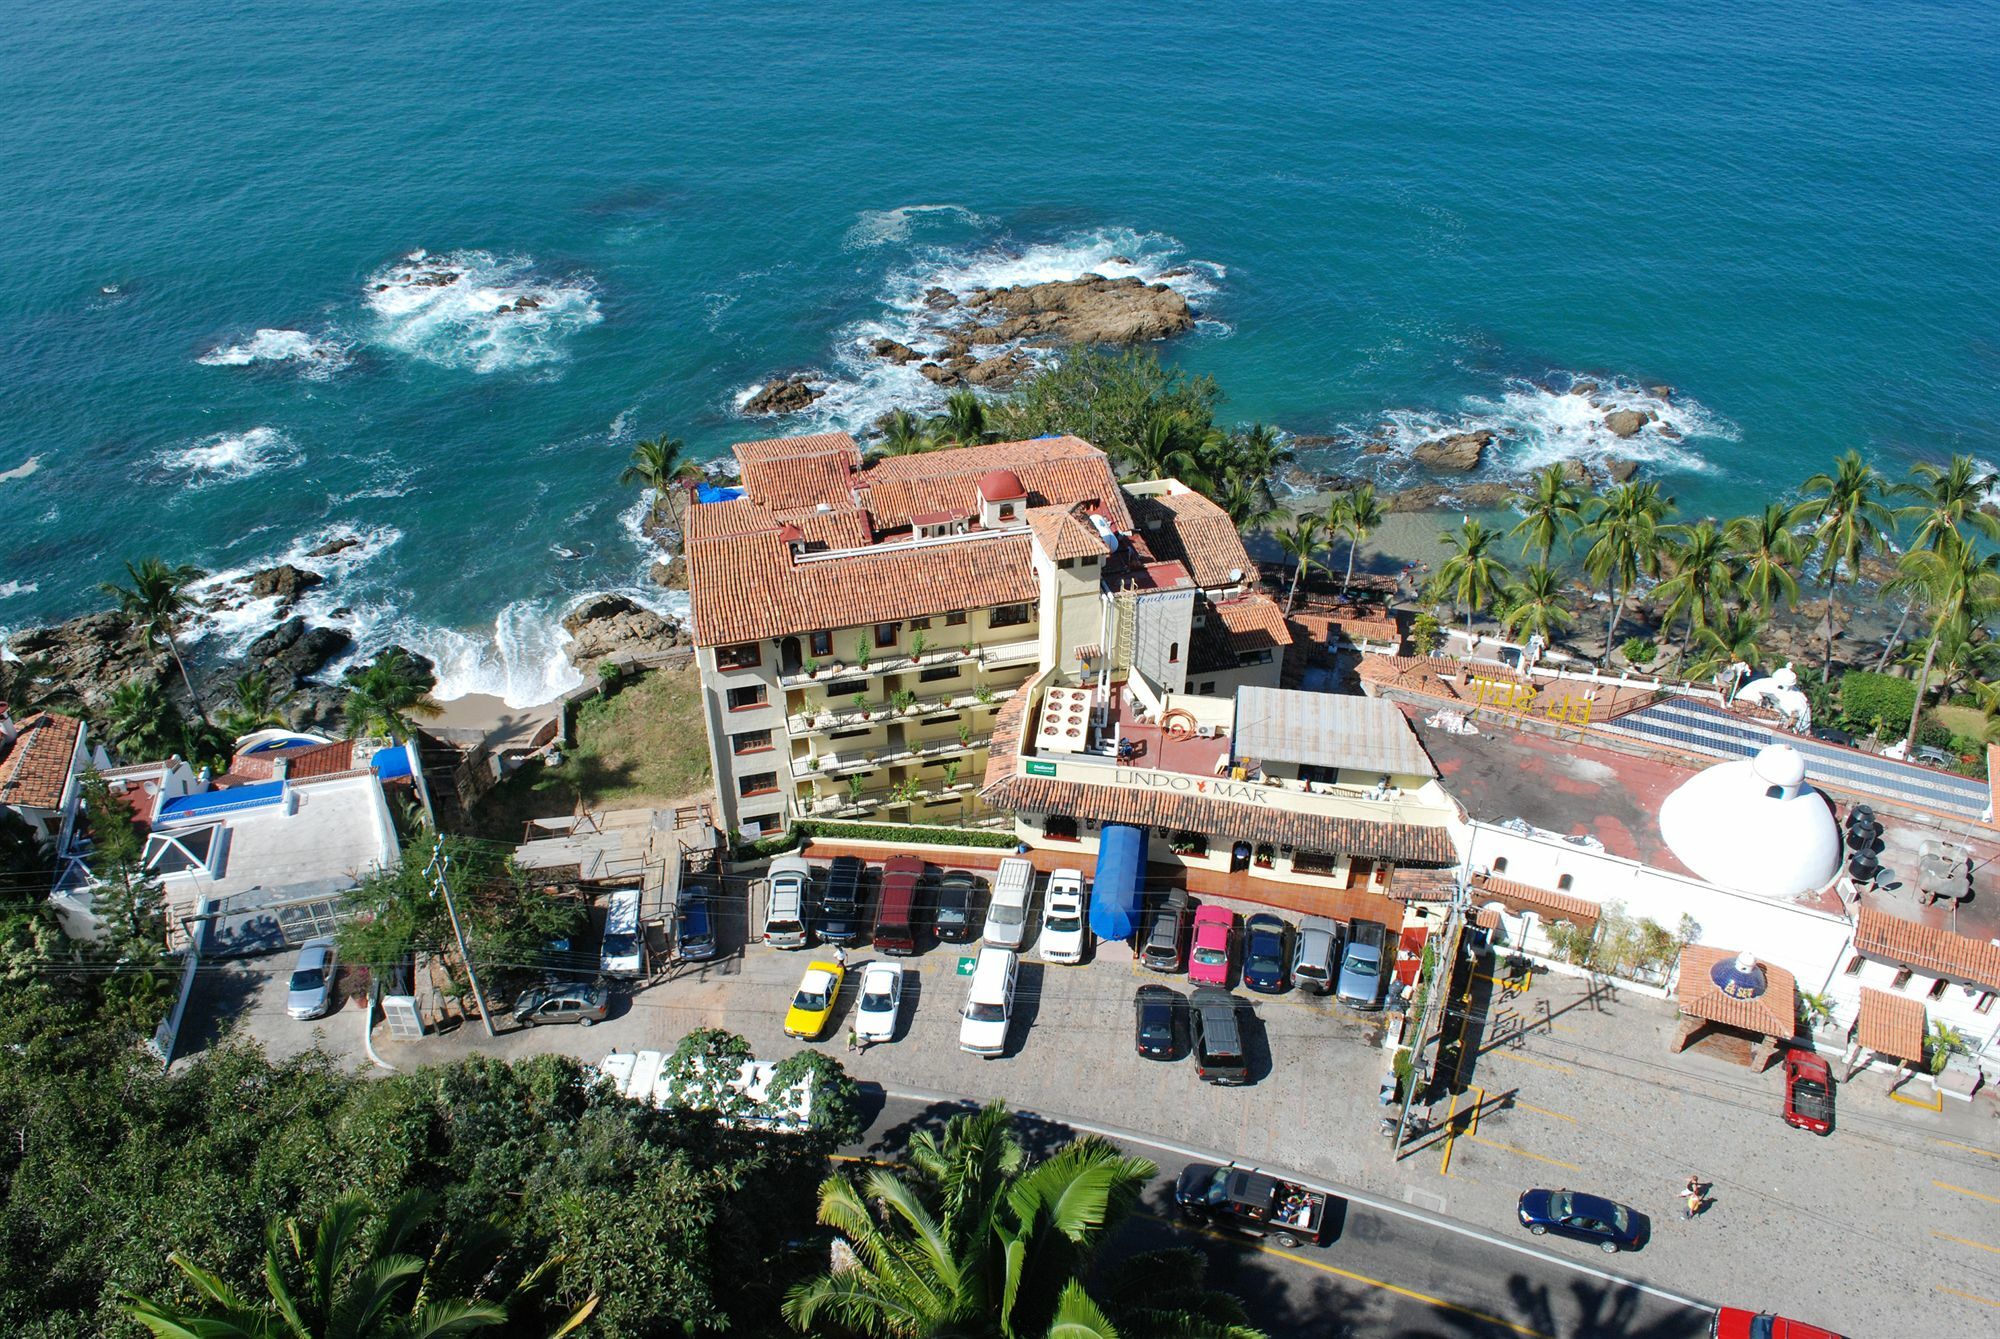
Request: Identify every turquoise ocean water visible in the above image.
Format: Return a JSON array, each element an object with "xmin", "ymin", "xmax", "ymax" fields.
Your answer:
[{"xmin": 2, "ymin": 1, "xmax": 1995, "ymax": 703}]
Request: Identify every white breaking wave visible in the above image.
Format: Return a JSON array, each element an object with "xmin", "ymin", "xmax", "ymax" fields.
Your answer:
[
  {"xmin": 199, "ymin": 328, "xmax": 352, "ymax": 379},
  {"xmin": 364, "ymin": 248, "xmax": 603, "ymax": 374},
  {"xmin": 843, "ymin": 203, "xmax": 995, "ymax": 249},
  {"xmin": 1332, "ymin": 375, "xmax": 1730, "ymax": 480},
  {"xmin": 0, "ymin": 455, "xmax": 43, "ymax": 483},
  {"xmin": 794, "ymin": 225, "xmax": 1226, "ymax": 435},
  {"xmin": 0, "ymin": 580, "xmax": 37, "ymax": 600},
  {"xmin": 163, "ymin": 427, "xmax": 302, "ymax": 483}
]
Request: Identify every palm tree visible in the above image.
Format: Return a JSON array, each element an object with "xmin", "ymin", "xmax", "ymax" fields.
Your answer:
[
  {"xmin": 1499, "ymin": 564, "xmax": 1573, "ymax": 645},
  {"xmin": 217, "ymin": 670, "xmax": 295, "ymax": 741},
  {"xmin": 101, "ymin": 557, "xmax": 209, "ymax": 723},
  {"xmin": 104, "ymin": 679, "xmax": 179, "ymax": 759},
  {"xmin": 1649, "ymin": 519, "xmax": 1738, "ymax": 666},
  {"xmin": 1880, "ymin": 455, "xmax": 2000, "ymax": 668},
  {"xmin": 782, "ymin": 1102, "xmax": 1259, "ymax": 1339},
  {"xmin": 930, "ymin": 391, "xmax": 992, "ymax": 448},
  {"xmin": 342, "ymin": 650, "xmax": 444, "ymax": 742},
  {"xmin": 1212, "ymin": 474, "xmax": 1277, "ymax": 532},
  {"xmin": 1119, "ymin": 410, "xmax": 1199, "ymax": 483},
  {"xmin": 1581, "ymin": 482, "xmax": 1675, "ymax": 656},
  {"xmin": 1723, "ymin": 502, "xmax": 1805, "ymax": 616},
  {"xmin": 1274, "ymin": 513, "xmax": 1326, "ymax": 612},
  {"xmin": 1333, "ymin": 484, "xmax": 1384, "ymax": 593},
  {"xmin": 1432, "ymin": 519, "xmax": 1512, "ymax": 641},
  {"xmin": 619, "ymin": 434, "xmax": 700, "ymax": 531},
  {"xmin": 1510, "ymin": 464, "xmax": 1584, "ymax": 567},
  {"xmin": 125, "ymin": 1192, "xmax": 512, "ymax": 1338},
  {"xmin": 1797, "ymin": 450, "xmax": 1896, "ymax": 673},
  {"xmin": 1685, "ymin": 608, "xmax": 1768, "ymax": 681},
  {"xmin": 1895, "ymin": 537, "xmax": 2000, "ymax": 752},
  {"xmin": 876, "ymin": 408, "xmax": 937, "ymax": 457}
]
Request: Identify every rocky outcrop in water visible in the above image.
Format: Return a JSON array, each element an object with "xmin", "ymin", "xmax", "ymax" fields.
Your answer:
[
  {"xmin": 959, "ymin": 274, "xmax": 1194, "ymax": 347},
  {"xmin": 244, "ymin": 563, "xmax": 323, "ymax": 608},
  {"xmin": 4, "ymin": 611, "xmax": 169, "ymax": 713},
  {"xmin": 1410, "ymin": 429, "xmax": 1496, "ymax": 472},
  {"xmin": 561, "ymin": 594, "xmax": 689, "ymax": 673},
  {"xmin": 742, "ymin": 375, "xmax": 823, "ymax": 415},
  {"xmin": 1603, "ymin": 409, "xmax": 1652, "ymax": 438}
]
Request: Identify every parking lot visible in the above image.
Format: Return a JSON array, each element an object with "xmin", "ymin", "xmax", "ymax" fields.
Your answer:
[{"xmin": 193, "ymin": 854, "xmax": 2000, "ymax": 1338}]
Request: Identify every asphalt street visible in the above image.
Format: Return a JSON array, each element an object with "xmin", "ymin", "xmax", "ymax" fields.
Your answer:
[{"xmin": 853, "ymin": 1090, "xmax": 1717, "ymax": 1339}]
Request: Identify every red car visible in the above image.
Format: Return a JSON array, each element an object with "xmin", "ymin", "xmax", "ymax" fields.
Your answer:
[
  {"xmin": 1711, "ymin": 1306, "xmax": 1844, "ymax": 1338},
  {"xmin": 1781, "ymin": 1049, "xmax": 1834, "ymax": 1135},
  {"xmin": 1189, "ymin": 904, "xmax": 1235, "ymax": 986}
]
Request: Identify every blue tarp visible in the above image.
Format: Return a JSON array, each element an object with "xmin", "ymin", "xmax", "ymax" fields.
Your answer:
[
  {"xmin": 696, "ymin": 484, "xmax": 746, "ymax": 504},
  {"xmin": 1090, "ymin": 823, "xmax": 1146, "ymax": 941},
  {"xmin": 370, "ymin": 742, "xmax": 414, "ymax": 779}
]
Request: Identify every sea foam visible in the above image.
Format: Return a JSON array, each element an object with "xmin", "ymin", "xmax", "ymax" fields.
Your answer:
[
  {"xmin": 0, "ymin": 455, "xmax": 42, "ymax": 483},
  {"xmin": 199, "ymin": 328, "xmax": 352, "ymax": 379},
  {"xmin": 364, "ymin": 248, "xmax": 602, "ymax": 374},
  {"xmin": 163, "ymin": 427, "xmax": 301, "ymax": 484}
]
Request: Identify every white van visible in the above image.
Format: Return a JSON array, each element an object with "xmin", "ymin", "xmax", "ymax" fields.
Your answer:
[
  {"xmin": 959, "ymin": 946, "xmax": 1018, "ymax": 1057},
  {"xmin": 764, "ymin": 856, "xmax": 813, "ymax": 949},
  {"xmin": 982, "ymin": 857, "xmax": 1035, "ymax": 949},
  {"xmin": 600, "ymin": 888, "xmax": 645, "ymax": 977}
]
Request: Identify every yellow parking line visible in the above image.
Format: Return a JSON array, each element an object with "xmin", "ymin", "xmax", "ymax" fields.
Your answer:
[
  {"xmin": 1934, "ymin": 1137, "xmax": 2000, "ymax": 1161},
  {"xmin": 1159, "ymin": 1215, "xmax": 1550, "ymax": 1338},
  {"xmin": 1932, "ymin": 1231, "xmax": 2000, "ymax": 1257},
  {"xmin": 1491, "ymin": 1050, "xmax": 1574, "ymax": 1074},
  {"xmin": 1467, "ymin": 1136, "xmax": 1582, "ymax": 1172},
  {"xmin": 1438, "ymin": 1090, "xmax": 1461, "ymax": 1177},
  {"xmin": 1511, "ymin": 1100, "xmax": 1579, "ymax": 1124},
  {"xmin": 1891, "ymin": 1085, "xmax": 1944, "ymax": 1111},
  {"xmin": 1467, "ymin": 1086, "xmax": 1486, "ymax": 1138},
  {"xmin": 1938, "ymin": 1285, "xmax": 2000, "ymax": 1311},
  {"xmin": 1935, "ymin": 1181, "xmax": 2000, "ymax": 1206}
]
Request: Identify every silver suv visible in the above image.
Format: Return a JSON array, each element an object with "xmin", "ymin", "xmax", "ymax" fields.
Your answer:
[{"xmin": 1291, "ymin": 916, "xmax": 1340, "ymax": 995}]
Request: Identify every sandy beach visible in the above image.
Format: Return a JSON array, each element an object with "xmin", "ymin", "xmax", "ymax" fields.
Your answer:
[{"xmin": 430, "ymin": 691, "xmax": 562, "ymax": 750}]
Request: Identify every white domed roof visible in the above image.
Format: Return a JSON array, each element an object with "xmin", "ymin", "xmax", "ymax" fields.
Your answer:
[{"xmin": 1658, "ymin": 744, "xmax": 1840, "ymax": 897}]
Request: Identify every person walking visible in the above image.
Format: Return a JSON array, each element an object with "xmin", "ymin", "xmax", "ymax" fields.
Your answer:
[
  {"xmin": 845, "ymin": 1028, "xmax": 858, "ymax": 1054},
  {"xmin": 832, "ymin": 944, "xmax": 848, "ymax": 969},
  {"xmin": 1682, "ymin": 1176, "xmax": 1706, "ymax": 1220}
]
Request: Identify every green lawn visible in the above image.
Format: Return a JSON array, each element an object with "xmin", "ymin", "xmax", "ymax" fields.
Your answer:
[
  {"xmin": 1927, "ymin": 702, "xmax": 1988, "ymax": 744},
  {"xmin": 471, "ymin": 665, "xmax": 714, "ymax": 840}
]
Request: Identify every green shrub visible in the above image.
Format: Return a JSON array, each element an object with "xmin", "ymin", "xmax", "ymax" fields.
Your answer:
[
  {"xmin": 1619, "ymin": 636, "xmax": 1658, "ymax": 666},
  {"xmin": 1916, "ymin": 718, "xmax": 1955, "ymax": 751},
  {"xmin": 790, "ymin": 819, "xmax": 1020, "ymax": 849},
  {"xmin": 1838, "ymin": 671, "xmax": 1915, "ymax": 736},
  {"xmin": 1795, "ymin": 664, "xmax": 1836, "ymax": 727},
  {"xmin": 1411, "ymin": 613, "xmax": 1443, "ymax": 656}
]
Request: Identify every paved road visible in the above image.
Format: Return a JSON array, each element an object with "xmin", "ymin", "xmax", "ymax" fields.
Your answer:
[{"xmin": 855, "ymin": 1090, "xmax": 1717, "ymax": 1339}]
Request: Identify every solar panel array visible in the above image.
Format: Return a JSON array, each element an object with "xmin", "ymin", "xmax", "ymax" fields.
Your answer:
[{"xmin": 1598, "ymin": 697, "xmax": 1991, "ymax": 821}]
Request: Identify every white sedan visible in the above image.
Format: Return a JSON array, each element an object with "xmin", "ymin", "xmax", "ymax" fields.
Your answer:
[
  {"xmin": 1039, "ymin": 870, "xmax": 1089, "ymax": 964},
  {"xmin": 854, "ymin": 961, "xmax": 905, "ymax": 1045}
]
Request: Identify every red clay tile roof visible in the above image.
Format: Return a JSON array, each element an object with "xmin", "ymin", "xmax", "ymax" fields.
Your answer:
[
  {"xmin": 1026, "ymin": 505, "xmax": 1110, "ymax": 562},
  {"xmin": 982, "ymin": 772, "xmax": 1456, "ymax": 865},
  {"xmin": 862, "ymin": 438, "xmax": 1130, "ymax": 531},
  {"xmin": 0, "ymin": 711, "xmax": 82, "ymax": 811},
  {"xmin": 978, "ymin": 468, "xmax": 1027, "ymax": 502},
  {"xmin": 1127, "ymin": 488, "xmax": 1255, "ymax": 589},
  {"xmin": 732, "ymin": 433, "xmax": 861, "ymax": 511},
  {"xmin": 1855, "ymin": 987, "xmax": 1927, "ymax": 1060},
  {"xmin": 227, "ymin": 738, "xmax": 359, "ymax": 783},
  {"xmin": 1854, "ymin": 902, "xmax": 2000, "ymax": 992},
  {"xmin": 1358, "ymin": 655, "xmax": 1463, "ymax": 700},
  {"xmin": 1469, "ymin": 872, "xmax": 1602, "ymax": 926},
  {"xmin": 1291, "ymin": 606, "xmax": 1401, "ymax": 646},
  {"xmin": 1676, "ymin": 944, "xmax": 1798, "ymax": 1040},
  {"xmin": 981, "ymin": 670, "xmax": 1045, "ymax": 791},
  {"xmin": 1189, "ymin": 595, "xmax": 1292, "ymax": 675}
]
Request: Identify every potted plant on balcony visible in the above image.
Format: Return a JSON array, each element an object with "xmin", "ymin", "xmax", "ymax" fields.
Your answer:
[
  {"xmin": 942, "ymin": 760, "xmax": 961, "ymax": 789},
  {"xmin": 892, "ymin": 688, "xmax": 918, "ymax": 715},
  {"xmin": 958, "ymin": 721, "xmax": 974, "ymax": 746},
  {"xmin": 802, "ymin": 656, "xmax": 820, "ymax": 678},
  {"xmin": 909, "ymin": 630, "xmax": 927, "ymax": 663},
  {"xmin": 854, "ymin": 635, "xmax": 872, "ymax": 671},
  {"xmin": 846, "ymin": 775, "xmax": 865, "ymax": 805},
  {"xmin": 806, "ymin": 756, "xmax": 820, "ymax": 772},
  {"xmin": 974, "ymin": 685, "xmax": 995, "ymax": 706},
  {"xmin": 1253, "ymin": 843, "xmax": 1276, "ymax": 869},
  {"xmin": 850, "ymin": 693, "xmax": 870, "ymax": 719}
]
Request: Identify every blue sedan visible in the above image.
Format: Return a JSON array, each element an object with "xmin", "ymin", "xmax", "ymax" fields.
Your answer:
[
  {"xmin": 1516, "ymin": 1188, "xmax": 1645, "ymax": 1254},
  {"xmin": 1242, "ymin": 914, "xmax": 1289, "ymax": 994}
]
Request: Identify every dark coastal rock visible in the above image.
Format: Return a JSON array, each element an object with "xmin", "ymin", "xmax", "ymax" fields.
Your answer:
[
  {"xmin": 1286, "ymin": 435, "xmax": 1342, "ymax": 450},
  {"xmin": 871, "ymin": 338, "xmax": 919, "ymax": 364},
  {"xmin": 1361, "ymin": 441, "xmax": 1393, "ymax": 456},
  {"xmin": 4, "ymin": 610, "xmax": 168, "ymax": 712},
  {"xmin": 245, "ymin": 563, "xmax": 323, "ymax": 607},
  {"xmin": 957, "ymin": 274, "xmax": 1194, "ymax": 347},
  {"xmin": 1569, "ymin": 380, "xmax": 1599, "ymax": 398},
  {"xmin": 305, "ymin": 535, "xmax": 363, "ymax": 559},
  {"xmin": 1605, "ymin": 458, "xmax": 1641, "ymax": 483},
  {"xmin": 918, "ymin": 362, "xmax": 955, "ymax": 386},
  {"xmin": 741, "ymin": 375, "xmax": 823, "ymax": 416},
  {"xmin": 1562, "ymin": 461, "xmax": 1592, "ymax": 483},
  {"xmin": 247, "ymin": 618, "xmax": 352, "ymax": 686},
  {"xmin": 1386, "ymin": 484, "xmax": 1451, "ymax": 513},
  {"xmin": 923, "ymin": 287, "xmax": 958, "ymax": 310},
  {"xmin": 1603, "ymin": 409, "xmax": 1650, "ymax": 438},
  {"xmin": 1453, "ymin": 483, "xmax": 1517, "ymax": 508},
  {"xmin": 1411, "ymin": 429, "xmax": 1496, "ymax": 471},
  {"xmin": 1658, "ymin": 422, "xmax": 1682, "ymax": 440},
  {"xmin": 650, "ymin": 556, "xmax": 689, "ymax": 591},
  {"xmin": 1158, "ymin": 266, "xmax": 1195, "ymax": 279},
  {"xmin": 561, "ymin": 593, "xmax": 688, "ymax": 672},
  {"xmin": 1647, "ymin": 384, "xmax": 1674, "ymax": 401},
  {"xmin": 963, "ymin": 350, "xmax": 1030, "ymax": 388}
]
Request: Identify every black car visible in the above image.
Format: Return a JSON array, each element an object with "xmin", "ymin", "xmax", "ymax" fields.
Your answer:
[
  {"xmin": 1242, "ymin": 913, "xmax": 1289, "ymax": 994},
  {"xmin": 934, "ymin": 870, "xmax": 986, "ymax": 944},
  {"xmin": 677, "ymin": 878, "xmax": 720, "ymax": 962},
  {"xmin": 1516, "ymin": 1188, "xmax": 1645, "ymax": 1254},
  {"xmin": 512, "ymin": 980, "xmax": 611, "ymax": 1027},
  {"xmin": 1133, "ymin": 983, "xmax": 1185, "ymax": 1060},
  {"xmin": 816, "ymin": 856, "xmax": 870, "ymax": 945}
]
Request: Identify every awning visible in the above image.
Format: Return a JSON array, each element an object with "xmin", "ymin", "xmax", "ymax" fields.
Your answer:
[
  {"xmin": 1090, "ymin": 823, "xmax": 1146, "ymax": 940},
  {"xmin": 1855, "ymin": 987, "xmax": 1926, "ymax": 1062}
]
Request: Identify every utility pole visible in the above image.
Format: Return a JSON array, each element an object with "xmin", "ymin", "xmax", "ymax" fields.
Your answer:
[
  {"xmin": 427, "ymin": 845, "xmax": 497, "ymax": 1038},
  {"xmin": 1391, "ymin": 852, "xmax": 1472, "ymax": 1160}
]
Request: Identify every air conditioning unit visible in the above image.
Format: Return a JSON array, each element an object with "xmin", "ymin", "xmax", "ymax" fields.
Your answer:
[{"xmin": 1195, "ymin": 724, "xmax": 1216, "ymax": 739}]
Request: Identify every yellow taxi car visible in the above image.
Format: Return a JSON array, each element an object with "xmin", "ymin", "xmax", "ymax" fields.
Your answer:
[{"xmin": 782, "ymin": 959, "xmax": 846, "ymax": 1040}]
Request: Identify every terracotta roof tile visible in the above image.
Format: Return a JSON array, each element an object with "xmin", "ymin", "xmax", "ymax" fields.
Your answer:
[
  {"xmin": 1855, "ymin": 987, "xmax": 1927, "ymax": 1060},
  {"xmin": 0, "ymin": 711, "xmax": 82, "ymax": 811},
  {"xmin": 1358, "ymin": 655, "xmax": 1463, "ymax": 700},
  {"xmin": 861, "ymin": 437, "xmax": 1130, "ymax": 531},
  {"xmin": 1676, "ymin": 944, "xmax": 1798, "ymax": 1040},
  {"xmin": 1290, "ymin": 606, "xmax": 1401, "ymax": 646},
  {"xmin": 731, "ymin": 433, "xmax": 861, "ymax": 511},
  {"xmin": 1025, "ymin": 506, "xmax": 1110, "ymax": 562},
  {"xmin": 981, "ymin": 773, "xmax": 1456, "ymax": 865},
  {"xmin": 1854, "ymin": 902, "xmax": 2000, "ymax": 991},
  {"xmin": 1189, "ymin": 595, "xmax": 1291, "ymax": 675},
  {"xmin": 1127, "ymin": 489, "xmax": 1255, "ymax": 589},
  {"xmin": 1469, "ymin": 871, "xmax": 1601, "ymax": 926},
  {"xmin": 981, "ymin": 670, "xmax": 1045, "ymax": 790}
]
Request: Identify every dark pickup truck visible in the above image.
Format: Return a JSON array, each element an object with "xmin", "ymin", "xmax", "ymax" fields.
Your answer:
[{"xmin": 1174, "ymin": 1162, "xmax": 1332, "ymax": 1247}]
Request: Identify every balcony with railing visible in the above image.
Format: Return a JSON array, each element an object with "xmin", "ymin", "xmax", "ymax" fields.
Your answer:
[
  {"xmin": 794, "ymin": 778, "xmax": 987, "ymax": 821},
  {"xmin": 791, "ymin": 735, "xmax": 987, "ymax": 783},
  {"xmin": 774, "ymin": 636, "xmax": 1040, "ymax": 689},
  {"xmin": 786, "ymin": 683, "xmax": 1018, "ymax": 736}
]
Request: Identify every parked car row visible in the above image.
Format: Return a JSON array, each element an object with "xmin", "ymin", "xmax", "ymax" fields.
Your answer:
[
  {"xmin": 1131, "ymin": 983, "xmax": 1251, "ymax": 1083},
  {"xmin": 1140, "ymin": 893, "xmax": 1392, "ymax": 1008}
]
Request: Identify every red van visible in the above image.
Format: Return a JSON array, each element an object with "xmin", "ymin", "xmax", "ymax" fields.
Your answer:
[{"xmin": 872, "ymin": 855, "xmax": 926, "ymax": 955}]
